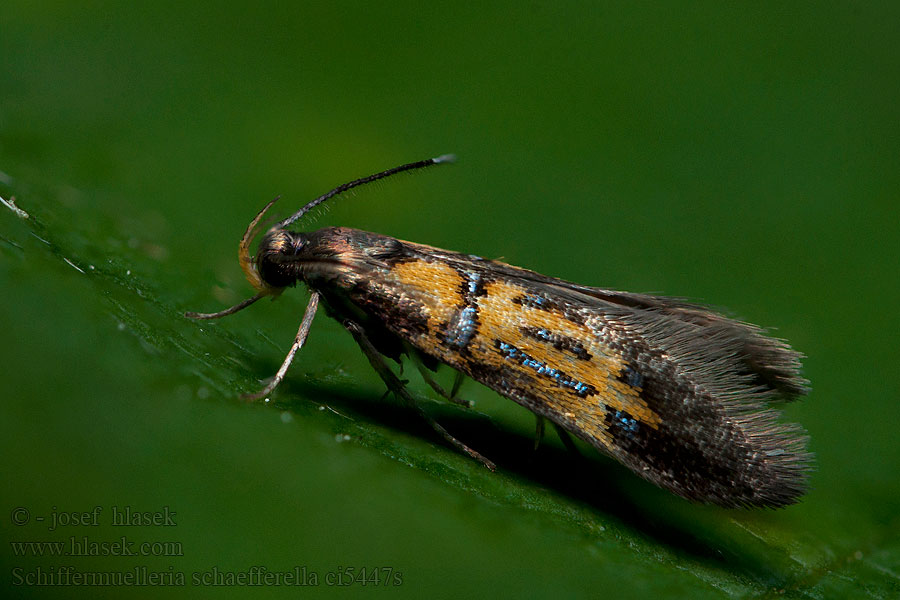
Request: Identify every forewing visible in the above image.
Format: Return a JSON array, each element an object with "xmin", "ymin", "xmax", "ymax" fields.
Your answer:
[
  {"xmin": 405, "ymin": 244, "xmax": 811, "ymax": 507},
  {"xmin": 338, "ymin": 237, "xmax": 811, "ymax": 507}
]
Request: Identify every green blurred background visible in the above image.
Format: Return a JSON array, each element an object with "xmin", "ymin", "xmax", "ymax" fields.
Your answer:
[{"xmin": 2, "ymin": 2, "xmax": 898, "ymax": 598}]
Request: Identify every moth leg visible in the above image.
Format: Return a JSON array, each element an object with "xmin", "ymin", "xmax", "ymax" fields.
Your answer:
[
  {"xmin": 410, "ymin": 354, "xmax": 473, "ymax": 408},
  {"xmin": 344, "ymin": 320, "xmax": 496, "ymax": 471},
  {"xmin": 532, "ymin": 417, "xmax": 580, "ymax": 455},
  {"xmin": 450, "ymin": 371, "xmax": 465, "ymax": 399},
  {"xmin": 534, "ymin": 416, "xmax": 546, "ymax": 450},
  {"xmin": 553, "ymin": 424, "xmax": 581, "ymax": 456},
  {"xmin": 243, "ymin": 291, "xmax": 321, "ymax": 401}
]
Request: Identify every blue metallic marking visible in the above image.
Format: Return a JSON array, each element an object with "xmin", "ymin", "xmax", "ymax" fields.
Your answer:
[
  {"xmin": 511, "ymin": 293, "xmax": 563, "ymax": 313},
  {"xmin": 612, "ymin": 409, "xmax": 640, "ymax": 438},
  {"xmin": 524, "ymin": 294, "xmax": 547, "ymax": 307},
  {"xmin": 465, "ymin": 271, "xmax": 482, "ymax": 296},
  {"xmin": 442, "ymin": 270, "xmax": 485, "ymax": 349},
  {"xmin": 519, "ymin": 325, "xmax": 593, "ymax": 361},
  {"xmin": 621, "ymin": 365, "xmax": 643, "ymax": 388},
  {"xmin": 495, "ymin": 341, "xmax": 594, "ymax": 397},
  {"xmin": 531, "ymin": 327, "xmax": 553, "ymax": 341},
  {"xmin": 445, "ymin": 306, "xmax": 478, "ymax": 348}
]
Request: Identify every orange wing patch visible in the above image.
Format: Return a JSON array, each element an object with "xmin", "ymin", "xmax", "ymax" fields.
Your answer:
[
  {"xmin": 384, "ymin": 259, "xmax": 463, "ymax": 355},
  {"xmin": 473, "ymin": 281, "xmax": 660, "ymax": 447},
  {"xmin": 381, "ymin": 261, "xmax": 660, "ymax": 449}
]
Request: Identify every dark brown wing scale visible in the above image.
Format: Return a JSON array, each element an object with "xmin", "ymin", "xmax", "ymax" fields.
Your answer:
[{"xmin": 287, "ymin": 228, "xmax": 812, "ymax": 508}]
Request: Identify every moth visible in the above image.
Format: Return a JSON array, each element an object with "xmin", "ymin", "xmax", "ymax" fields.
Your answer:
[{"xmin": 187, "ymin": 156, "xmax": 812, "ymax": 508}]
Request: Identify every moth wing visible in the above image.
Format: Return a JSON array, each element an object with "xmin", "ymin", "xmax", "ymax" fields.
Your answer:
[
  {"xmin": 390, "ymin": 244, "xmax": 812, "ymax": 506},
  {"xmin": 432, "ymin": 249, "xmax": 808, "ymax": 398}
]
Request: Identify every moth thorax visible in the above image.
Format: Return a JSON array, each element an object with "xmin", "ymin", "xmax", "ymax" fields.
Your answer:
[{"xmin": 255, "ymin": 229, "xmax": 306, "ymax": 288}]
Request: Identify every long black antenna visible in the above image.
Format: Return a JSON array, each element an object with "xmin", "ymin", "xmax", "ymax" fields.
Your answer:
[{"xmin": 276, "ymin": 154, "xmax": 456, "ymax": 230}]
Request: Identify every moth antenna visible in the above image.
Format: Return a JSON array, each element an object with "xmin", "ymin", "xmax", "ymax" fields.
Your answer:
[
  {"xmin": 184, "ymin": 291, "xmax": 267, "ymax": 320},
  {"xmin": 184, "ymin": 196, "xmax": 282, "ymax": 320},
  {"xmin": 277, "ymin": 154, "xmax": 456, "ymax": 230},
  {"xmin": 240, "ymin": 196, "xmax": 282, "ymax": 293}
]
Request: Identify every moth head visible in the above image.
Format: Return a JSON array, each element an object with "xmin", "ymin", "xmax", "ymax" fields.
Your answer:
[{"xmin": 253, "ymin": 227, "xmax": 308, "ymax": 289}]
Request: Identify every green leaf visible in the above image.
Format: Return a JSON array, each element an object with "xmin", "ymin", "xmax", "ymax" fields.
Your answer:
[{"xmin": 2, "ymin": 3, "xmax": 898, "ymax": 598}]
